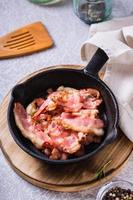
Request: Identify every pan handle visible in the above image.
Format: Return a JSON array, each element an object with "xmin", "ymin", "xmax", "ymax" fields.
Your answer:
[{"xmin": 84, "ymin": 48, "xmax": 109, "ymax": 77}]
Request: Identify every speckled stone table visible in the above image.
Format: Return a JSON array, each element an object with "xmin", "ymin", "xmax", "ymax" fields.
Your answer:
[{"xmin": 0, "ymin": 0, "xmax": 133, "ymax": 199}]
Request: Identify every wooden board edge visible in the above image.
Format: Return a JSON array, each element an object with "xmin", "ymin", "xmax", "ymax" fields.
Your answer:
[{"xmin": 0, "ymin": 141, "xmax": 132, "ymax": 192}]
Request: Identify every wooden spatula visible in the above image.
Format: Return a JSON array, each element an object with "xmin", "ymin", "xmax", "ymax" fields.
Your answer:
[{"xmin": 0, "ymin": 22, "xmax": 54, "ymax": 59}]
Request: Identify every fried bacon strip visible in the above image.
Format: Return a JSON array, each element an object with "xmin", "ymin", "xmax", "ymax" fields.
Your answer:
[
  {"xmin": 60, "ymin": 112, "xmax": 104, "ymax": 135},
  {"xmin": 14, "ymin": 103, "xmax": 52, "ymax": 149}
]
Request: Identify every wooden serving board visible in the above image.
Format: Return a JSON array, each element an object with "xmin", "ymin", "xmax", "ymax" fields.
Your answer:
[{"xmin": 0, "ymin": 65, "xmax": 132, "ymax": 192}]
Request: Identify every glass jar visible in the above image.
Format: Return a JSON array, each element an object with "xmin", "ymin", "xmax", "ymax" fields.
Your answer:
[
  {"xmin": 29, "ymin": 0, "xmax": 64, "ymax": 5},
  {"xmin": 73, "ymin": 0, "xmax": 112, "ymax": 24},
  {"xmin": 96, "ymin": 180, "xmax": 133, "ymax": 200}
]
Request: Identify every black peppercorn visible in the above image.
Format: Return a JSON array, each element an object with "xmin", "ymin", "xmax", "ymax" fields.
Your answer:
[{"xmin": 102, "ymin": 187, "xmax": 133, "ymax": 200}]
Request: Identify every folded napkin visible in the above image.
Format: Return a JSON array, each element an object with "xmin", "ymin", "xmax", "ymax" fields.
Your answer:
[{"xmin": 81, "ymin": 16, "xmax": 133, "ymax": 142}]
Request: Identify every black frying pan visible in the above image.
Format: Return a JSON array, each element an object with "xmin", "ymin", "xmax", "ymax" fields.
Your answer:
[{"xmin": 8, "ymin": 48, "xmax": 119, "ymax": 164}]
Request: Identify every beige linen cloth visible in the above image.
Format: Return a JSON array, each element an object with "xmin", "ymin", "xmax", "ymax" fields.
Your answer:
[{"xmin": 81, "ymin": 16, "xmax": 133, "ymax": 142}]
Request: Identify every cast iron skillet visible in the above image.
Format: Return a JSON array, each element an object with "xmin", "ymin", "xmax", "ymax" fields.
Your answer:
[{"xmin": 8, "ymin": 48, "xmax": 119, "ymax": 164}]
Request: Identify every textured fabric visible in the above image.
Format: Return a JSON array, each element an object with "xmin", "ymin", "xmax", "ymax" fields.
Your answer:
[
  {"xmin": 0, "ymin": 0, "xmax": 133, "ymax": 200},
  {"xmin": 81, "ymin": 23, "xmax": 133, "ymax": 142},
  {"xmin": 88, "ymin": 16, "xmax": 133, "ymax": 36}
]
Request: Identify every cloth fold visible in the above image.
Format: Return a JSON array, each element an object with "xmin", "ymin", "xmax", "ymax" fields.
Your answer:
[{"xmin": 81, "ymin": 16, "xmax": 133, "ymax": 142}]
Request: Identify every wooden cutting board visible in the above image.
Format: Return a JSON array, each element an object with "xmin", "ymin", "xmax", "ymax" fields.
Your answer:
[{"xmin": 0, "ymin": 65, "xmax": 132, "ymax": 192}]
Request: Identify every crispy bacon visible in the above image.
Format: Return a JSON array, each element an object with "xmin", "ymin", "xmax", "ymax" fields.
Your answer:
[
  {"xmin": 14, "ymin": 86, "xmax": 104, "ymax": 160},
  {"xmin": 61, "ymin": 112, "xmax": 104, "ymax": 135},
  {"xmin": 58, "ymin": 87, "xmax": 82, "ymax": 112},
  {"xmin": 78, "ymin": 132, "xmax": 102, "ymax": 144},
  {"xmin": 46, "ymin": 122, "xmax": 81, "ymax": 154},
  {"xmin": 33, "ymin": 87, "xmax": 83, "ymax": 118},
  {"xmin": 14, "ymin": 103, "xmax": 45, "ymax": 149},
  {"xmin": 49, "ymin": 148, "xmax": 62, "ymax": 160},
  {"xmin": 71, "ymin": 109, "xmax": 99, "ymax": 118},
  {"xmin": 82, "ymin": 98, "xmax": 102, "ymax": 109},
  {"xmin": 14, "ymin": 103, "xmax": 53, "ymax": 149},
  {"xmin": 62, "ymin": 134, "xmax": 81, "ymax": 154},
  {"xmin": 80, "ymin": 89, "xmax": 102, "ymax": 109},
  {"xmin": 80, "ymin": 88, "xmax": 100, "ymax": 99},
  {"xmin": 33, "ymin": 98, "xmax": 56, "ymax": 119}
]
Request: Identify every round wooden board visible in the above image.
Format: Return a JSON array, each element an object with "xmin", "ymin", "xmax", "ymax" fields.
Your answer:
[{"xmin": 0, "ymin": 65, "xmax": 133, "ymax": 192}]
